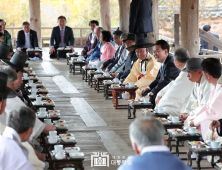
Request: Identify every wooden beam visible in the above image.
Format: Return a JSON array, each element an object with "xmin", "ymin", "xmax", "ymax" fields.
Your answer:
[
  {"xmin": 118, "ymin": 0, "xmax": 130, "ymax": 33},
  {"xmin": 180, "ymin": 0, "xmax": 199, "ymax": 58},
  {"xmin": 199, "ymin": 28, "xmax": 222, "ymax": 50},
  {"xmin": 147, "ymin": 0, "xmax": 159, "ymax": 53},
  {"xmin": 174, "ymin": 14, "xmax": 180, "ymax": 50},
  {"xmin": 29, "ymin": 0, "xmax": 42, "ymax": 47},
  {"xmin": 99, "ymin": 0, "xmax": 111, "ymax": 32}
]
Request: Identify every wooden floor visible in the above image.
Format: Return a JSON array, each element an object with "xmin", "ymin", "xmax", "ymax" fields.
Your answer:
[{"xmin": 30, "ymin": 48, "xmax": 215, "ymax": 170}]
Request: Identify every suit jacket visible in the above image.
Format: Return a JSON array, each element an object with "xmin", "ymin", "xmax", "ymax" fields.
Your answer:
[
  {"xmin": 116, "ymin": 51, "xmax": 138, "ymax": 81},
  {"xmin": 3, "ymin": 30, "xmax": 13, "ymax": 52},
  {"xmin": 129, "ymin": 0, "xmax": 153, "ymax": 34},
  {"xmin": 200, "ymin": 32, "xmax": 219, "ymax": 53},
  {"xmin": 82, "ymin": 32, "xmax": 98, "ymax": 56},
  {"xmin": 50, "ymin": 26, "xmax": 75, "ymax": 48},
  {"xmin": 149, "ymin": 55, "xmax": 180, "ymax": 97},
  {"xmin": 103, "ymin": 45, "xmax": 125, "ymax": 70},
  {"xmin": 118, "ymin": 151, "xmax": 192, "ymax": 170},
  {"xmin": 217, "ymin": 119, "xmax": 222, "ymax": 136},
  {"xmin": 16, "ymin": 29, "xmax": 39, "ymax": 49}
]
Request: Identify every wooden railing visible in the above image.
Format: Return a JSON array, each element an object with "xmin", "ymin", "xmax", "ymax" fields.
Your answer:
[{"xmin": 6, "ymin": 26, "xmax": 118, "ymax": 48}]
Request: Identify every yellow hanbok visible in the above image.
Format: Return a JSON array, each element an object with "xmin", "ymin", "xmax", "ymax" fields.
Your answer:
[{"xmin": 124, "ymin": 53, "xmax": 161, "ymax": 99}]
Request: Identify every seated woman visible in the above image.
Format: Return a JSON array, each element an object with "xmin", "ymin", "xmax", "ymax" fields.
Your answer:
[
  {"xmin": 89, "ymin": 30, "xmax": 116, "ymax": 68},
  {"xmin": 81, "ymin": 20, "xmax": 99, "ymax": 59}
]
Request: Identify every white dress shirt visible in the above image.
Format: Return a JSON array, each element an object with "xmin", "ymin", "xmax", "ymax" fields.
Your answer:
[
  {"xmin": 141, "ymin": 145, "xmax": 169, "ymax": 155},
  {"xmin": 91, "ymin": 32, "xmax": 96, "ymax": 44},
  {"xmin": 24, "ymin": 32, "xmax": 32, "ymax": 49}
]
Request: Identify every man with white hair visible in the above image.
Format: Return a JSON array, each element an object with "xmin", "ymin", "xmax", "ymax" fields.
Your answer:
[{"xmin": 118, "ymin": 116, "xmax": 192, "ymax": 170}]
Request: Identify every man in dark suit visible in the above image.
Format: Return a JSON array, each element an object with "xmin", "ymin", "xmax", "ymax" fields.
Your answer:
[
  {"xmin": 200, "ymin": 24, "xmax": 219, "ymax": 53},
  {"xmin": 129, "ymin": 0, "xmax": 153, "ymax": 42},
  {"xmin": 49, "ymin": 16, "xmax": 75, "ymax": 58},
  {"xmin": 142, "ymin": 40, "xmax": 180, "ymax": 108},
  {"xmin": 16, "ymin": 21, "xmax": 39, "ymax": 59}
]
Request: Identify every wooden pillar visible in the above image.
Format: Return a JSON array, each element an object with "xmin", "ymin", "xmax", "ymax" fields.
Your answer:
[
  {"xmin": 99, "ymin": 0, "xmax": 111, "ymax": 32},
  {"xmin": 180, "ymin": 0, "xmax": 199, "ymax": 58},
  {"xmin": 174, "ymin": 14, "xmax": 180, "ymax": 51},
  {"xmin": 118, "ymin": 0, "xmax": 130, "ymax": 32},
  {"xmin": 147, "ymin": 0, "xmax": 159, "ymax": 53},
  {"xmin": 29, "ymin": 0, "xmax": 42, "ymax": 47}
]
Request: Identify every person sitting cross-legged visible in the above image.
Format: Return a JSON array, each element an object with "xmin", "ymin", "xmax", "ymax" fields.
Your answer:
[
  {"xmin": 124, "ymin": 34, "xmax": 160, "ymax": 100},
  {"xmin": 154, "ymin": 48, "xmax": 195, "ymax": 116},
  {"xmin": 141, "ymin": 40, "xmax": 180, "ymax": 108},
  {"xmin": 117, "ymin": 116, "xmax": 192, "ymax": 170}
]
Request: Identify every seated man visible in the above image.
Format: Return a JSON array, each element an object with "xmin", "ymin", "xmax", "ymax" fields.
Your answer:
[
  {"xmin": 180, "ymin": 58, "xmax": 212, "ymax": 128},
  {"xmin": 49, "ymin": 16, "xmax": 75, "ymax": 58},
  {"xmin": 81, "ymin": 20, "xmax": 99, "ymax": 59},
  {"xmin": 124, "ymin": 35, "xmax": 160, "ymax": 100},
  {"xmin": 155, "ymin": 48, "xmax": 195, "ymax": 116},
  {"xmin": 110, "ymin": 33, "xmax": 129, "ymax": 75},
  {"xmin": 101, "ymin": 30, "xmax": 124, "ymax": 72},
  {"xmin": 16, "ymin": 21, "xmax": 40, "ymax": 59},
  {"xmin": 117, "ymin": 116, "xmax": 192, "ymax": 170},
  {"xmin": 0, "ymin": 19, "xmax": 13, "ymax": 58},
  {"xmin": 1, "ymin": 52, "xmax": 56, "ymax": 139},
  {"xmin": 0, "ymin": 106, "xmax": 36, "ymax": 169},
  {"xmin": 189, "ymin": 58, "xmax": 222, "ymax": 141},
  {"xmin": 116, "ymin": 33, "xmax": 138, "ymax": 82},
  {"xmin": 142, "ymin": 40, "xmax": 180, "ymax": 108},
  {"xmin": 86, "ymin": 27, "xmax": 115, "ymax": 63}
]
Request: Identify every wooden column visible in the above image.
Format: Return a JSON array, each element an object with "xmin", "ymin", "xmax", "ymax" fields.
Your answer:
[
  {"xmin": 180, "ymin": 0, "xmax": 199, "ymax": 58},
  {"xmin": 118, "ymin": 0, "xmax": 130, "ymax": 32},
  {"xmin": 29, "ymin": 0, "xmax": 42, "ymax": 47},
  {"xmin": 99, "ymin": 0, "xmax": 111, "ymax": 32},
  {"xmin": 147, "ymin": 0, "xmax": 159, "ymax": 53}
]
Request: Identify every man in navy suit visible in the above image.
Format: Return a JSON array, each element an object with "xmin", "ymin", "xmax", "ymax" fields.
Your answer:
[
  {"xmin": 200, "ymin": 24, "xmax": 219, "ymax": 53},
  {"xmin": 142, "ymin": 40, "xmax": 180, "ymax": 108},
  {"xmin": 16, "ymin": 21, "xmax": 39, "ymax": 59},
  {"xmin": 118, "ymin": 116, "xmax": 192, "ymax": 170},
  {"xmin": 129, "ymin": 0, "xmax": 153, "ymax": 42},
  {"xmin": 49, "ymin": 16, "xmax": 75, "ymax": 58}
]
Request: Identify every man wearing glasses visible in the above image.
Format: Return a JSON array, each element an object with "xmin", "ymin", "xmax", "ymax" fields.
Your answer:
[{"xmin": 142, "ymin": 40, "xmax": 180, "ymax": 108}]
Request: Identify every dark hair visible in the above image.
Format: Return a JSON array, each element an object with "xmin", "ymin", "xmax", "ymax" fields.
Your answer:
[
  {"xmin": 101, "ymin": 30, "xmax": 111, "ymax": 42},
  {"xmin": 201, "ymin": 58, "xmax": 221, "ymax": 78},
  {"xmin": 58, "ymin": 16, "xmax": 66, "ymax": 21},
  {"xmin": 174, "ymin": 48, "xmax": 190, "ymax": 63},
  {"xmin": 0, "ymin": 32, "xmax": 3, "ymax": 37},
  {"xmin": 22, "ymin": 21, "xmax": 30, "ymax": 27},
  {"xmin": 113, "ymin": 30, "xmax": 123, "ymax": 38},
  {"xmin": 0, "ymin": 19, "xmax": 6, "ymax": 25},
  {"xmin": 89, "ymin": 20, "xmax": 99, "ymax": 26},
  {"xmin": 203, "ymin": 25, "xmax": 211, "ymax": 32},
  {"xmin": 7, "ymin": 106, "xmax": 36, "ymax": 134},
  {"xmin": 155, "ymin": 40, "xmax": 169, "ymax": 53}
]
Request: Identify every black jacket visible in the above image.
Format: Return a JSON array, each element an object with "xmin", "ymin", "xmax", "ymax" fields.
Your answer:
[
  {"xmin": 103, "ymin": 45, "xmax": 125, "ymax": 71},
  {"xmin": 116, "ymin": 50, "xmax": 138, "ymax": 82},
  {"xmin": 149, "ymin": 55, "xmax": 180, "ymax": 101},
  {"xmin": 129, "ymin": 0, "xmax": 153, "ymax": 34},
  {"xmin": 217, "ymin": 119, "xmax": 222, "ymax": 136},
  {"xmin": 50, "ymin": 26, "xmax": 75, "ymax": 48},
  {"xmin": 16, "ymin": 29, "xmax": 38, "ymax": 49}
]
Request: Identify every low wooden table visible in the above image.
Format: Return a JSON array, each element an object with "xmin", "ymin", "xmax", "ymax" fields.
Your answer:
[
  {"xmin": 25, "ymin": 82, "xmax": 44, "ymax": 89},
  {"xmin": 167, "ymin": 130, "xmax": 201, "ymax": 156},
  {"xmin": 30, "ymin": 101, "xmax": 55, "ymax": 112},
  {"xmin": 87, "ymin": 71, "xmax": 103, "ymax": 87},
  {"xmin": 26, "ymin": 49, "xmax": 43, "ymax": 60},
  {"xmin": 110, "ymin": 86, "xmax": 138, "ymax": 109},
  {"xmin": 187, "ymin": 143, "xmax": 222, "ymax": 170},
  {"xmin": 69, "ymin": 61, "xmax": 85, "ymax": 74},
  {"xmin": 82, "ymin": 66, "xmax": 97, "ymax": 81},
  {"xmin": 48, "ymin": 151, "xmax": 84, "ymax": 170},
  {"xmin": 141, "ymin": 109, "xmax": 169, "ymax": 119},
  {"xmin": 127, "ymin": 101, "xmax": 153, "ymax": 119},
  {"xmin": 22, "ymin": 77, "xmax": 39, "ymax": 85},
  {"xmin": 94, "ymin": 75, "xmax": 113, "ymax": 92},
  {"xmin": 37, "ymin": 115, "xmax": 61, "ymax": 123},
  {"xmin": 66, "ymin": 53, "xmax": 79, "ymax": 65},
  {"xmin": 103, "ymin": 83, "xmax": 112, "ymax": 99},
  {"xmin": 57, "ymin": 48, "xmax": 72, "ymax": 60},
  {"xmin": 163, "ymin": 123, "xmax": 183, "ymax": 134}
]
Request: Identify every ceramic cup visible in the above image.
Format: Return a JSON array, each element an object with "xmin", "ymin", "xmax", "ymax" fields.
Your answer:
[
  {"xmin": 44, "ymin": 119, "xmax": 51, "ymax": 124},
  {"xmin": 128, "ymin": 82, "xmax": 134, "ymax": 87},
  {"xmin": 48, "ymin": 137, "xmax": 57, "ymax": 143},
  {"xmin": 158, "ymin": 107, "xmax": 164, "ymax": 113},
  {"xmin": 189, "ymin": 127, "xmax": 196, "ymax": 133},
  {"xmin": 172, "ymin": 116, "xmax": 179, "ymax": 123},
  {"xmin": 31, "ymin": 91, "xmax": 37, "ymax": 98},
  {"xmin": 113, "ymin": 78, "xmax": 119, "ymax": 83},
  {"xmin": 35, "ymin": 47, "xmax": 39, "ymax": 50},
  {"xmin": 74, "ymin": 52, "xmax": 78, "ymax": 55},
  {"xmin": 143, "ymin": 98, "xmax": 150, "ymax": 103},
  {"xmin": 63, "ymin": 168, "xmax": 75, "ymax": 170},
  {"xmin": 66, "ymin": 46, "xmax": 70, "ymax": 48},
  {"xmin": 29, "ymin": 79, "xmax": 33, "ymax": 85},
  {"xmin": 104, "ymin": 72, "xmax": 110, "ymax": 77},
  {"xmin": 92, "ymin": 65, "xmax": 97, "ymax": 68},
  {"xmin": 211, "ymin": 141, "xmax": 220, "ymax": 148},
  {"xmin": 97, "ymin": 68, "xmax": 102, "ymax": 72},
  {"xmin": 49, "ymin": 131, "xmax": 57, "ymax": 137},
  {"xmin": 23, "ymin": 73, "xmax": 28, "ymax": 78},
  {"xmin": 36, "ymin": 96, "xmax": 42, "ymax": 105},
  {"xmin": 54, "ymin": 145, "xmax": 63, "ymax": 151},
  {"xmin": 39, "ymin": 107, "xmax": 46, "ymax": 113}
]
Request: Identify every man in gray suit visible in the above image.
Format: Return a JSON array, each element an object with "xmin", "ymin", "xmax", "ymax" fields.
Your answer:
[{"xmin": 49, "ymin": 16, "xmax": 75, "ymax": 58}]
